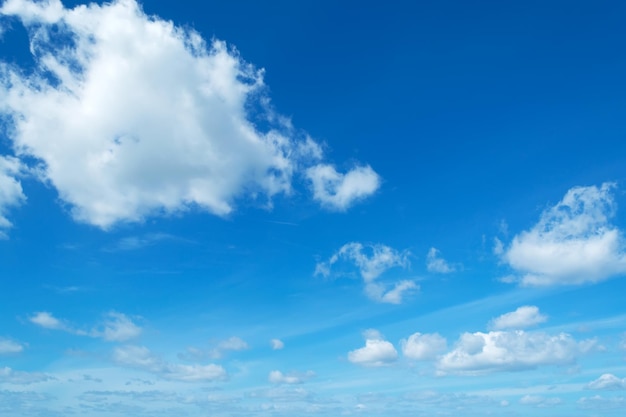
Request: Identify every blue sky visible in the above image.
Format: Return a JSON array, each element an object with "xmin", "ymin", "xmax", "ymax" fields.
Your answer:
[{"xmin": 1, "ymin": 0, "xmax": 626, "ymax": 415}]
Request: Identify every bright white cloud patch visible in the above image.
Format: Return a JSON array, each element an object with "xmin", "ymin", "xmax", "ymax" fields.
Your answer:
[
  {"xmin": 401, "ymin": 332, "xmax": 447, "ymax": 360},
  {"xmin": 29, "ymin": 311, "xmax": 66, "ymax": 330},
  {"xmin": 426, "ymin": 247, "xmax": 456, "ymax": 273},
  {"xmin": 586, "ymin": 374, "xmax": 626, "ymax": 390},
  {"xmin": 306, "ymin": 164, "xmax": 380, "ymax": 211},
  {"xmin": 489, "ymin": 306, "xmax": 548, "ymax": 330},
  {"xmin": 113, "ymin": 345, "xmax": 226, "ymax": 382},
  {"xmin": 348, "ymin": 329, "xmax": 398, "ymax": 367},
  {"xmin": 91, "ymin": 312, "xmax": 142, "ymax": 342},
  {"xmin": 0, "ymin": 0, "xmax": 378, "ymax": 229},
  {"xmin": 0, "ymin": 156, "xmax": 25, "ymax": 237},
  {"xmin": 438, "ymin": 330, "xmax": 596, "ymax": 374},
  {"xmin": 270, "ymin": 338, "xmax": 284, "ymax": 350},
  {"xmin": 502, "ymin": 183, "xmax": 626, "ymax": 286},
  {"xmin": 316, "ymin": 242, "xmax": 416, "ymax": 304},
  {"xmin": 0, "ymin": 338, "xmax": 24, "ymax": 354},
  {"xmin": 268, "ymin": 370, "xmax": 314, "ymax": 384}
]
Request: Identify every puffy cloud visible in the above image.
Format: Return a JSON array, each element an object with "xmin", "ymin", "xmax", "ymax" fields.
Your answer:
[
  {"xmin": 315, "ymin": 242, "xmax": 416, "ymax": 304},
  {"xmin": 0, "ymin": 156, "xmax": 25, "ymax": 238},
  {"xmin": 518, "ymin": 395, "xmax": 562, "ymax": 407},
  {"xmin": 91, "ymin": 312, "xmax": 142, "ymax": 342},
  {"xmin": 438, "ymin": 330, "xmax": 596, "ymax": 374},
  {"xmin": 29, "ymin": 311, "xmax": 66, "ymax": 330},
  {"xmin": 306, "ymin": 164, "xmax": 380, "ymax": 211},
  {"xmin": 0, "ymin": 338, "xmax": 24, "ymax": 354},
  {"xmin": 268, "ymin": 370, "xmax": 315, "ymax": 384},
  {"xmin": 348, "ymin": 329, "xmax": 398, "ymax": 367},
  {"xmin": 586, "ymin": 374, "xmax": 626, "ymax": 390},
  {"xmin": 270, "ymin": 339, "xmax": 284, "ymax": 350},
  {"xmin": 426, "ymin": 248, "xmax": 456, "ymax": 274},
  {"xmin": 501, "ymin": 183, "xmax": 626, "ymax": 286},
  {"xmin": 0, "ymin": 0, "xmax": 377, "ymax": 229},
  {"xmin": 113, "ymin": 345, "xmax": 226, "ymax": 382},
  {"xmin": 401, "ymin": 332, "xmax": 447, "ymax": 360},
  {"xmin": 489, "ymin": 306, "xmax": 548, "ymax": 330},
  {"xmin": 0, "ymin": 367, "xmax": 52, "ymax": 384}
]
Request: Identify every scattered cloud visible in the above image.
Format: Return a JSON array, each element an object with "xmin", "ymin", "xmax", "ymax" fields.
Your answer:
[
  {"xmin": 0, "ymin": 156, "xmax": 25, "ymax": 238},
  {"xmin": 401, "ymin": 332, "xmax": 447, "ymax": 360},
  {"xmin": 348, "ymin": 329, "xmax": 398, "ymax": 367},
  {"xmin": 29, "ymin": 311, "xmax": 68, "ymax": 331},
  {"xmin": 489, "ymin": 306, "xmax": 548, "ymax": 330},
  {"xmin": 578, "ymin": 395, "xmax": 626, "ymax": 410},
  {"xmin": 0, "ymin": 0, "xmax": 377, "ymax": 230},
  {"xmin": 306, "ymin": 164, "xmax": 380, "ymax": 211},
  {"xmin": 268, "ymin": 370, "xmax": 315, "ymax": 384},
  {"xmin": 179, "ymin": 337, "xmax": 249, "ymax": 361},
  {"xmin": 0, "ymin": 338, "xmax": 24, "ymax": 354},
  {"xmin": 438, "ymin": 330, "xmax": 596, "ymax": 374},
  {"xmin": 113, "ymin": 345, "xmax": 226, "ymax": 382},
  {"xmin": 270, "ymin": 339, "xmax": 284, "ymax": 350},
  {"xmin": 315, "ymin": 242, "xmax": 416, "ymax": 304},
  {"xmin": 426, "ymin": 248, "xmax": 456, "ymax": 274},
  {"xmin": 518, "ymin": 395, "xmax": 562, "ymax": 407},
  {"xmin": 586, "ymin": 374, "xmax": 626, "ymax": 390},
  {"xmin": 0, "ymin": 367, "xmax": 52, "ymax": 384},
  {"xmin": 501, "ymin": 183, "xmax": 626, "ymax": 286},
  {"xmin": 29, "ymin": 311, "xmax": 141, "ymax": 342}
]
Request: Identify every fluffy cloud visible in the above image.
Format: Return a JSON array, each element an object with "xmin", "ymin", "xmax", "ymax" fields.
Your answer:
[
  {"xmin": 0, "ymin": 0, "xmax": 377, "ymax": 230},
  {"xmin": 315, "ymin": 242, "xmax": 417, "ymax": 304},
  {"xmin": 29, "ymin": 311, "xmax": 67, "ymax": 330},
  {"xmin": 0, "ymin": 156, "xmax": 25, "ymax": 237},
  {"xmin": 306, "ymin": 164, "xmax": 380, "ymax": 211},
  {"xmin": 489, "ymin": 306, "xmax": 548, "ymax": 330},
  {"xmin": 268, "ymin": 370, "xmax": 315, "ymax": 384},
  {"xmin": 270, "ymin": 339, "xmax": 284, "ymax": 350},
  {"xmin": 348, "ymin": 329, "xmax": 398, "ymax": 367},
  {"xmin": 113, "ymin": 345, "xmax": 226, "ymax": 382},
  {"xmin": 438, "ymin": 330, "xmax": 596, "ymax": 374},
  {"xmin": 586, "ymin": 374, "xmax": 626, "ymax": 390},
  {"xmin": 501, "ymin": 183, "xmax": 626, "ymax": 286},
  {"xmin": 426, "ymin": 248, "xmax": 456, "ymax": 273},
  {"xmin": 401, "ymin": 332, "xmax": 447, "ymax": 360},
  {"xmin": 29, "ymin": 311, "xmax": 141, "ymax": 341},
  {"xmin": 0, "ymin": 338, "xmax": 24, "ymax": 354}
]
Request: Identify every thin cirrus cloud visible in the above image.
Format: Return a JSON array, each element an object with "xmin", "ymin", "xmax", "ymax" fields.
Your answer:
[
  {"xmin": 347, "ymin": 329, "xmax": 398, "ymax": 367},
  {"xmin": 315, "ymin": 242, "xmax": 417, "ymax": 304},
  {"xmin": 499, "ymin": 183, "xmax": 626, "ymax": 286},
  {"xmin": 489, "ymin": 306, "xmax": 548, "ymax": 330},
  {"xmin": 29, "ymin": 311, "xmax": 141, "ymax": 342},
  {"xmin": 0, "ymin": 0, "xmax": 379, "ymax": 231}
]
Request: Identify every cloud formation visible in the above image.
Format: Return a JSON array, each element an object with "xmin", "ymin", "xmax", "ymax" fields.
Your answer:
[
  {"xmin": 0, "ymin": 338, "xmax": 24, "ymax": 355},
  {"xmin": 401, "ymin": 332, "xmax": 447, "ymax": 360},
  {"xmin": 268, "ymin": 370, "xmax": 314, "ymax": 384},
  {"xmin": 501, "ymin": 183, "xmax": 626, "ymax": 286},
  {"xmin": 0, "ymin": 0, "xmax": 378, "ymax": 229},
  {"xmin": 29, "ymin": 311, "xmax": 141, "ymax": 342},
  {"xmin": 348, "ymin": 329, "xmax": 398, "ymax": 367},
  {"xmin": 586, "ymin": 374, "xmax": 626, "ymax": 390},
  {"xmin": 426, "ymin": 248, "xmax": 456, "ymax": 274},
  {"xmin": 489, "ymin": 306, "xmax": 548, "ymax": 330},
  {"xmin": 0, "ymin": 156, "xmax": 25, "ymax": 238},
  {"xmin": 270, "ymin": 339, "xmax": 284, "ymax": 350}
]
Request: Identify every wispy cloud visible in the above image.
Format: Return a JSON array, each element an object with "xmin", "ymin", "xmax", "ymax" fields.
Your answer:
[
  {"xmin": 0, "ymin": 156, "xmax": 26, "ymax": 238},
  {"xmin": 489, "ymin": 306, "xmax": 548, "ymax": 330},
  {"xmin": 426, "ymin": 247, "xmax": 457, "ymax": 274},
  {"xmin": 29, "ymin": 311, "xmax": 141, "ymax": 342}
]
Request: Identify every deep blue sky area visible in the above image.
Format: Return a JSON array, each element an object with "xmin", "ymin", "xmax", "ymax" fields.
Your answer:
[{"xmin": 1, "ymin": 1, "xmax": 626, "ymax": 416}]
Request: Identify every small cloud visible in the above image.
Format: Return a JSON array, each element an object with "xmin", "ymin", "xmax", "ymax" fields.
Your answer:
[
  {"xmin": 268, "ymin": 370, "xmax": 315, "ymax": 384},
  {"xmin": 426, "ymin": 247, "xmax": 456, "ymax": 274},
  {"xmin": 29, "ymin": 312, "xmax": 67, "ymax": 330},
  {"xmin": 306, "ymin": 164, "xmax": 380, "ymax": 211},
  {"xmin": 0, "ymin": 156, "xmax": 26, "ymax": 239},
  {"xmin": 586, "ymin": 374, "xmax": 626, "ymax": 390},
  {"xmin": 519, "ymin": 395, "xmax": 562, "ymax": 407},
  {"xmin": 489, "ymin": 306, "xmax": 548, "ymax": 330},
  {"xmin": 91, "ymin": 312, "xmax": 142, "ymax": 342},
  {"xmin": 348, "ymin": 329, "xmax": 398, "ymax": 367},
  {"xmin": 0, "ymin": 338, "xmax": 24, "ymax": 355},
  {"xmin": 270, "ymin": 339, "xmax": 284, "ymax": 350}
]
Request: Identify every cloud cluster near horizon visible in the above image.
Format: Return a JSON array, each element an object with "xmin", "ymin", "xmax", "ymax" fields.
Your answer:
[{"xmin": 0, "ymin": 0, "xmax": 379, "ymax": 232}]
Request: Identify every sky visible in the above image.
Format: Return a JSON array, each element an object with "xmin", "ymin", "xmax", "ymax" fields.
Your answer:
[{"xmin": 1, "ymin": 0, "xmax": 626, "ymax": 415}]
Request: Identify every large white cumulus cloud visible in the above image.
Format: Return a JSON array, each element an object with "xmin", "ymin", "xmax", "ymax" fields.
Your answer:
[{"xmin": 0, "ymin": 0, "xmax": 379, "ymax": 229}]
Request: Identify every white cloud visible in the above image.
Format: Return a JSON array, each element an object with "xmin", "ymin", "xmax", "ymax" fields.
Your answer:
[
  {"xmin": 348, "ymin": 329, "xmax": 398, "ymax": 367},
  {"xmin": 501, "ymin": 183, "xmax": 626, "ymax": 286},
  {"xmin": 268, "ymin": 370, "xmax": 315, "ymax": 385},
  {"xmin": 0, "ymin": 0, "xmax": 377, "ymax": 229},
  {"xmin": 0, "ymin": 338, "xmax": 24, "ymax": 354},
  {"xmin": 179, "ymin": 336, "xmax": 249, "ymax": 361},
  {"xmin": 316, "ymin": 242, "xmax": 416, "ymax": 304},
  {"xmin": 270, "ymin": 339, "xmax": 284, "ymax": 350},
  {"xmin": 426, "ymin": 247, "xmax": 456, "ymax": 273},
  {"xmin": 401, "ymin": 332, "xmax": 447, "ymax": 360},
  {"xmin": 91, "ymin": 312, "xmax": 142, "ymax": 342},
  {"xmin": 586, "ymin": 374, "xmax": 626, "ymax": 390},
  {"xmin": 489, "ymin": 306, "xmax": 548, "ymax": 330},
  {"xmin": 113, "ymin": 345, "xmax": 226, "ymax": 382},
  {"xmin": 518, "ymin": 395, "xmax": 562, "ymax": 407},
  {"xmin": 29, "ymin": 311, "xmax": 66, "ymax": 330},
  {"xmin": 0, "ymin": 156, "xmax": 26, "ymax": 237},
  {"xmin": 578, "ymin": 395, "xmax": 626, "ymax": 410},
  {"xmin": 438, "ymin": 330, "xmax": 596, "ymax": 374},
  {"xmin": 306, "ymin": 164, "xmax": 380, "ymax": 211},
  {"xmin": 0, "ymin": 367, "xmax": 52, "ymax": 384}
]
